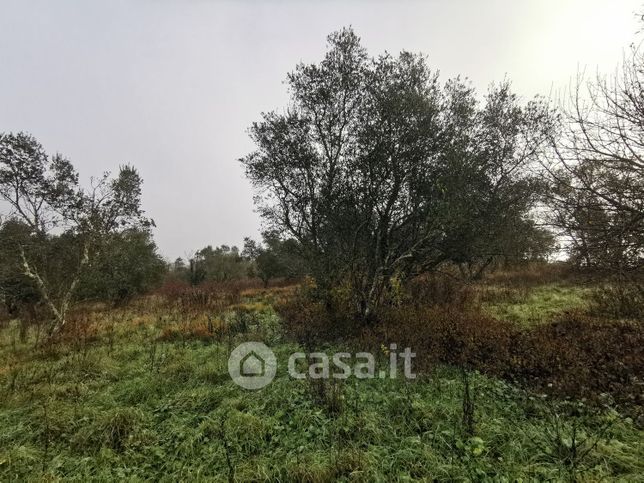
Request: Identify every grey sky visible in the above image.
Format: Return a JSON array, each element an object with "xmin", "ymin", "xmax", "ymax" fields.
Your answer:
[{"xmin": 1, "ymin": 0, "xmax": 640, "ymax": 260}]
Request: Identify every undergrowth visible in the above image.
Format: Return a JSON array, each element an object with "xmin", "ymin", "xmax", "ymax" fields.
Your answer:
[{"xmin": 0, "ymin": 278, "xmax": 643, "ymax": 481}]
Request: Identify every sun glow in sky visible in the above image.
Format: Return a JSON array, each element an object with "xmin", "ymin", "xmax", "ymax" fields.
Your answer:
[{"xmin": 0, "ymin": 0, "xmax": 641, "ymax": 259}]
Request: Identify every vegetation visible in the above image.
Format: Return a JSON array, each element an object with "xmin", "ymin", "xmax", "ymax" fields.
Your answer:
[
  {"xmin": 0, "ymin": 133, "xmax": 153, "ymax": 336},
  {"xmin": 545, "ymin": 40, "xmax": 644, "ymax": 273},
  {"xmin": 480, "ymin": 283, "xmax": 591, "ymax": 326},
  {"xmin": 1, "ymin": 14, "xmax": 644, "ymax": 483},
  {"xmin": 241, "ymin": 28, "xmax": 555, "ymax": 318},
  {"xmin": 243, "ymin": 232, "xmax": 308, "ymax": 288},
  {"xmin": 1, "ymin": 281, "xmax": 642, "ymax": 481}
]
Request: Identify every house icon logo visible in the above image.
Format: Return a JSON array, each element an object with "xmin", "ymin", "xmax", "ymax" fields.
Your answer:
[
  {"xmin": 228, "ymin": 342, "xmax": 277, "ymax": 389},
  {"xmin": 240, "ymin": 351, "xmax": 265, "ymax": 377}
]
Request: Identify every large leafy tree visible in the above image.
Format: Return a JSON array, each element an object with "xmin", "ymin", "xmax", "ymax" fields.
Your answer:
[
  {"xmin": 241, "ymin": 28, "xmax": 554, "ymax": 318},
  {"xmin": 434, "ymin": 80, "xmax": 555, "ymax": 277},
  {"xmin": 0, "ymin": 132, "xmax": 151, "ymax": 335}
]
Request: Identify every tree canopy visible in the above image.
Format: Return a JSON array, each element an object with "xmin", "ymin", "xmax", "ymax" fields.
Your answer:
[
  {"xmin": 241, "ymin": 28, "xmax": 555, "ymax": 317},
  {"xmin": 0, "ymin": 132, "xmax": 154, "ymax": 335}
]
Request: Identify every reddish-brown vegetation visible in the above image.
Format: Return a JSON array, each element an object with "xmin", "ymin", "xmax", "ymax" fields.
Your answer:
[{"xmin": 276, "ymin": 275, "xmax": 644, "ymax": 416}]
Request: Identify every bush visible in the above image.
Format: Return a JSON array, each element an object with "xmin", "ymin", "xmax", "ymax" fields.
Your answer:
[
  {"xmin": 157, "ymin": 321, "xmax": 215, "ymax": 343},
  {"xmin": 591, "ymin": 282, "xmax": 644, "ymax": 319},
  {"xmin": 362, "ymin": 305, "xmax": 515, "ymax": 374},
  {"xmin": 405, "ymin": 273, "xmax": 474, "ymax": 310},
  {"xmin": 276, "ymin": 273, "xmax": 643, "ymax": 412},
  {"xmin": 356, "ymin": 305, "xmax": 643, "ymax": 411},
  {"xmin": 275, "ymin": 287, "xmax": 347, "ymax": 350},
  {"xmin": 517, "ymin": 314, "xmax": 643, "ymax": 407},
  {"xmin": 156, "ymin": 280, "xmax": 241, "ymax": 313}
]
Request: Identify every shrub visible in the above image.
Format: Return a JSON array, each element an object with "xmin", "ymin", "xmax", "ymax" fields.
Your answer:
[
  {"xmin": 356, "ymin": 305, "xmax": 643, "ymax": 412},
  {"xmin": 156, "ymin": 280, "xmax": 241, "ymax": 313},
  {"xmin": 156, "ymin": 279, "xmax": 191, "ymax": 303},
  {"xmin": 275, "ymin": 290, "xmax": 333, "ymax": 349},
  {"xmin": 276, "ymin": 274, "xmax": 643, "ymax": 412},
  {"xmin": 362, "ymin": 305, "xmax": 515, "ymax": 374},
  {"xmin": 158, "ymin": 321, "xmax": 215, "ymax": 343},
  {"xmin": 405, "ymin": 273, "xmax": 474, "ymax": 310},
  {"xmin": 590, "ymin": 282, "xmax": 644, "ymax": 319},
  {"xmin": 516, "ymin": 313, "xmax": 644, "ymax": 407}
]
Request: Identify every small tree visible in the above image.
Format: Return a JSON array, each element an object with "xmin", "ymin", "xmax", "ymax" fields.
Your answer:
[
  {"xmin": 0, "ymin": 132, "xmax": 151, "ymax": 336},
  {"xmin": 188, "ymin": 245, "xmax": 250, "ymax": 283},
  {"xmin": 0, "ymin": 219, "xmax": 40, "ymax": 318},
  {"xmin": 76, "ymin": 229, "xmax": 166, "ymax": 305}
]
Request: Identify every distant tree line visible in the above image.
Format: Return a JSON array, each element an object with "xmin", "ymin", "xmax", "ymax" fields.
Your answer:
[{"xmin": 167, "ymin": 232, "xmax": 307, "ymax": 288}]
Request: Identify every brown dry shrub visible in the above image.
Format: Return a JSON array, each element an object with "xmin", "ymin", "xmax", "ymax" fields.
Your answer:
[
  {"xmin": 157, "ymin": 321, "xmax": 215, "ymax": 343},
  {"xmin": 156, "ymin": 280, "xmax": 241, "ymax": 313},
  {"xmin": 590, "ymin": 282, "xmax": 644, "ymax": 319},
  {"xmin": 50, "ymin": 312, "xmax": 102, "ymax": 348},
  {"xmin": 275, "ymin": 286, "xmax": 357, "ymax": 350},
  {"xmin": 156, "ymin": 310, "xmax": 257, "ymax": 343},
  {"xmin": 156, "ymin": 279, "xmax": 191, "ymax": 301},
  {"xmin": 357, "ymin": 304, "xmax": 643, "ymax": 410},
  {"xmin": 360, "ymin": 305, "xmax": 515, "ymax": 374},
  {"xmin": 405, "ymin": 273, "xmax": 474, "ymax": 310},
  {"xmin": 515, "ymin": 313, "xmax": 643, "ymax": 407},
  {"xmin": 275, "ymin": 274, "xmax": 643, "ymax": 410}
]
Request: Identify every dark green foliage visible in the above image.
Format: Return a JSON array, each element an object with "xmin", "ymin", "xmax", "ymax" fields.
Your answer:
[
  {"xmin": 0, "ymin": 221, "xmax": 40, "ymax": 317},
  {"xmin": 187, "ymin": 245, "xmax": 250, "ymax": 284},
  {"xmin": 76, "ymin": 229, "xmax": 166, "ymax": 305},
  {"xmin": 241, "ymin": 28, "xmax": 555, "ymax": 317},
  {"xmin": 243, "ymin": 232, "xmax": 307, "ymax": 287}
]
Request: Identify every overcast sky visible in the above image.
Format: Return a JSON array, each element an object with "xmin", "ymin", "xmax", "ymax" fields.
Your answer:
[{"xmin": 1, "ymin": 0, "xmax": 641, "ymax": 260}]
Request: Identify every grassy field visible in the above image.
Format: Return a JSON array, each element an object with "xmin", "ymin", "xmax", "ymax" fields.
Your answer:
[
  {"xmin": 1, "ymin": 285, "xmax": 643, "ymax": 481},
  {"xmin": 480, "ymin": 283, "xmax": 593, "ymax": 326}
]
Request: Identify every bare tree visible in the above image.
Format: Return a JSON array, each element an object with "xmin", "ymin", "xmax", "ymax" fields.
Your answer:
[{"xmin": 546, "ymin": 38, "xmax": 644, "ymax": 272}]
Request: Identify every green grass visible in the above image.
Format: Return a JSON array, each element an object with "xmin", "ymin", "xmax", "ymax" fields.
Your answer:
[
  {"xmin": 1, "ymin": 299, "xmax": 643, "ymax": 481},
  {"xmin": 481, "ymin": 283, "xmax": 593, "ymax": 326}
]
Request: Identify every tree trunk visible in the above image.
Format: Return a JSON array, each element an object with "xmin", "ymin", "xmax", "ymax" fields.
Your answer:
[{"xmin": 19, "ymin": 242, "xmax": 90, "ymax": 339}]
